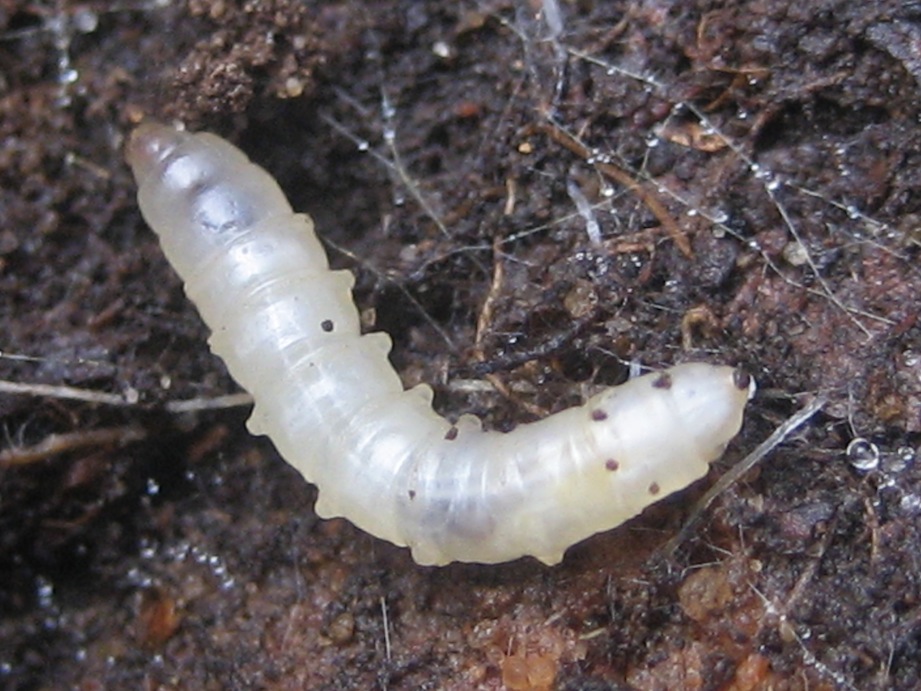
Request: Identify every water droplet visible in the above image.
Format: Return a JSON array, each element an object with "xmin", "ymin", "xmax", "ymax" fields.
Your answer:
[
  {"xmin": 846, "ymin": 438, "xmax": 879, "ymax": 471},
  {"xmin": 900, "ymin": 493, "xmax": 921, "ymax": 515},
  {"xmin": 36, "ymin": 576, "xmax": 55, "ymax": 608},
  {"xmin": 886, "ymin": 446, "xmax": 917, "ymax": 473},
  {"xmin": 59, "ymin": 68, "xmax": 79, "ymax": 85},
  {"xmin": 73, "ymin": 9, "xmax": 99, "ymax": 33}
]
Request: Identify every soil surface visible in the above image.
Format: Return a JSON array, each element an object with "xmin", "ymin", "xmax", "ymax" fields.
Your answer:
[{"xmin": 1, "ymin": 1, "xmax": 920, "ymax": 689}]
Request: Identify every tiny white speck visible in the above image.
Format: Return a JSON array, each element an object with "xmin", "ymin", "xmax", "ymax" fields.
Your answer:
[{"xmin": 432, "ymin": 40, "xmax": 452, "ymax": 59}]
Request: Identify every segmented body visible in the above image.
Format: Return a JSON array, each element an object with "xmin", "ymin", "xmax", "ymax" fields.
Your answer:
[{"xmin": 127, "ymin": 123, "xmax": 752, "ymax": 565}]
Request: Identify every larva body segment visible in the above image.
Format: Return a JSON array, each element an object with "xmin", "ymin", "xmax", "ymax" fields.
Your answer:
[{"xmin": 128, "ymin": 123, "xmax": 753, "ymax": 566}]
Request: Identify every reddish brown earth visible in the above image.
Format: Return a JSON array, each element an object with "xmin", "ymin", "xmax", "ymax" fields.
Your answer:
[{"xmin": 1, "ymin": 1, "xmax": 919, "ymax": 689}]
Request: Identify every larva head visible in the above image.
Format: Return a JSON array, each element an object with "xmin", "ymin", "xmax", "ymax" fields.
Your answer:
[
  {"xmin": 588, "ymin": 362, "xmax": 753, "ymax": 486},
  {"xmin": 578, "ymin": 361, "xmax": 754, "ymax": 528},
  {"xmin": 127, "ymin": 122, "xmax": 293, "ymax": 276},
  {"xmin": 656, "ymin": 363, "xmax": 754, "ymax": 460}
]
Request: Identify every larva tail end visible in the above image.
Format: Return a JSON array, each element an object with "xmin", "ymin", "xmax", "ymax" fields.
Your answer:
[{"xmin": 126, "ymin": 122, "xmax": 184, "ymax": 184}]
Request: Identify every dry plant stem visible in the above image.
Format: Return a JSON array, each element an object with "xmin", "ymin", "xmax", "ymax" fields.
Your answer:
[
  {"xmin": 537, "ymin": 120, "xmax": 694, "ymax": 258},
  {"xmin": 0, "ymin": 379, "xmax": 130, "ymax": 407},
  {"xmin": 0, "ymin": 425, "xmax": 146, "ymax": 467},
  {"xmin": 0, "ymin": 378, "xmax": 253, "ymax": 413}
]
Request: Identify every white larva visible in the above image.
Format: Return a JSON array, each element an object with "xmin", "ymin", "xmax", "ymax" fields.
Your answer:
[{"xmin": 127, "ymin": 123, "xmax": 753, "ymax": 566}]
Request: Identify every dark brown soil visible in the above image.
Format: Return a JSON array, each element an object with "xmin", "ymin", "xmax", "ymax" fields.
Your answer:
[{"xmin": 1, "ymin": 1, "xmax": 919, "ymax": 689}]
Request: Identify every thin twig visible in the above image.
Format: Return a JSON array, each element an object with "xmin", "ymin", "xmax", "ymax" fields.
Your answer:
[
  {"xmin": 473, "ymin": 236, "xmax": 547, "ymax": 416},
  {"xmin": 662, "ymin": 394, "xmax": 827, "ymax": 556},
  {"xmin": 0, "ymin": 379, "xmax": 129, "ymax": 406},
  {"xmin": 0, "ymin": 424, "xmax": 146, "ymax": 467},
  {"xmin": 0, "ymin": 378, "xmax": 253, "ymax": 412},
  {"xmin": 380, "ymin": 596, "xmax": 392, "ymax": 663},
  {"xmin": 566, "ymin": 48, "xmax": 898, "ymax": 339},
  {"xmin": 164, "ymin": 393, "xmax": 253, "ymax": 413}
]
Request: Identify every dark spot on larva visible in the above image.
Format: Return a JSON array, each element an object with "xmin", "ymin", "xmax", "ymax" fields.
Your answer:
[
  {"xmin": 445, "ymin": 426, "xmax": 458, "ymax": 441},
  {"xmin": 604, "ymin": 459, "xmax": 619, "ymax": 472},
  {"xmin": 591, "ymin": 409, "xmax": 608, "ymax": 421},
  {"xmin": 648, "ymin": 482, "xmax": 660, "ymax": 495},
  {"xmin": 321, "ymin": 319, "xmax": 334, "ymax": 332},
  {"xmin": 733, "ymin": 367, "xmax": 751, "ymax": 391},
  {"xmin": 652, "ymin": 373, "xmax": 672, "ymax": 390},
  {"xmin": 408, "ymin": 489, "xmax": 416, "ymax": 500}
]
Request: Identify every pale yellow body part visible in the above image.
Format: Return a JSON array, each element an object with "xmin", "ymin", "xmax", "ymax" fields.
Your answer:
[{"xmin": 128, "ymin": 123, "xmax": 753, "ymax": 566}]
